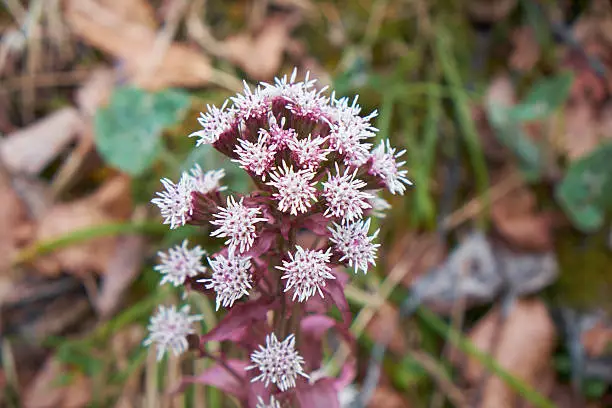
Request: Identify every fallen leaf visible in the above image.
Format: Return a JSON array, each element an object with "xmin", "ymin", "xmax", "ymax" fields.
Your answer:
[
  {"xmin": 96, "ymin": 207, "xmax": 146, "ymax": 317},
  {"xmin": 463, "ymin": 0, "xmax": 518, "ymax": 24},
  {"xmin": 365, "ymin": 303, "xmax": 406, "ymax": 355},
  {"xmin": 32, "ymin": 175, "xmax": 132, "ymax": 277},
  {"xmin": 367, "ymin": 386, "xmax": 410, "ymax": 408},
  {"xmin": 497, "ymin": 249, "xmax": 558, "ymax": 296},
  {"xmin": 582, "ymin": 321, "xmax": 612, "ymax": 357},
  {"xmin": 458, "ymin": 299, "xmax": 556, "ymax": 408},
  {"xmin": 224, "ymin": 14, "xmax": 299, "ymax": 80},
  {"xmin": 411, "ymin": 232, "xmax": 503, "ymax": 314},
  {"xmin": 97, "ymin": 0, "xmax": 156, "ymax": 28},
  {"xmin": 65, "ymin": 0, "xmax": 212, "ymax": 90},
  {"xmin": 562, "ymin": 100, "xmax": 599, "ymax": 160},
  {"xmin": 75, "ymin": 68, "xmax": 116, "ymax": 118},
  {"xmin": 0, "ymin": 169, "xmax": 28, "ymax": 303},
  {"xmin": 24, "ymin": 358, "xmax": 91, "ymax": 408},
  {"xmin": 96, "ymin": 234, "xmax": 145, "ymax": 317},
  {"xmin": 510, "ymin": 26, "xmax": 540, "ymax": 72},
  {"xmin": 491, "ymin": 184, "xmax": 554, "ymax": 251},
  {"xmin": 0, "ymin": 108, "xmax": 84, "ymax": 176}
]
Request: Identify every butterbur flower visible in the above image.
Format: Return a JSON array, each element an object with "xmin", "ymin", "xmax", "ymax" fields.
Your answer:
[
  {"xmin": 147, "ymin": 69, "xmax": 412, "ymax": 404},
  {"xmin": 288, "ymin": 133, "xmax": 330, "ymax": 170},
  {"xmin": 267, "ymin": 162, "xmax": 318, "ymax": 216},
  {"xmin": 278, "ymin": 246, "xmax": 334, "ymax": 302},
  {"xmin": 199, "ymin": 250, "xmax": 253, "ymax": 310},
  {"xmin": 263, "ymin": 116, "xmax": 296, "ymax": 149},
  {"xmin": 322, "ymin": 164, "xmax": 373, "ymax": 222},
  {"xmin": 233, "ymin": 133, "xmax": 278, "ymax": 179},
  {"xmin": 143, "ymin": 305, "xmax": 202, "ymax": 361},
  {"xmin": 369, "ymin": 139, "xmax": 412, "ymax": 195},
  {"xmin": 190, "ymin": 102, "xmax": 235, "ymax": 146},
  {"xmin": 210, "ymin": 196, "xmax": 268, "ymax": 253},
  {"xmin": 329, "ymin": 219, "xmax": 380, "ymax": 274},
  {"xmin": 151, "ymin": 175, "xmax": 195, "ymax": 229},
  {"xmin": 189, "ymin": 164, "xmax": 227, "ymax": 194},
  {"xmin": 154, "ymin": 240, "xmax": 206, "ymax": 286},
  {"xmin": 247, "ymin": 333, "xmax": 309, "ymax": 391},
  {"xmin": 256, "ymin": 395, "xmax": 281, "ymax": 408}
]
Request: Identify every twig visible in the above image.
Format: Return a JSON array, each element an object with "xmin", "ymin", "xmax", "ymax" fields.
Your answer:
[
  {"xmin": 134, "ymin": 0, "xmax": 189, "ymax": 87},
  {"xmin": 0, "ymin": 69, "xmax": 94, "ymax": 94},
  {"xmin": 411, "ymin": 350, "xmax": 469, "ymax": 408},
  {"xmin": 440, "ymin": 171, "xmax": 523, "ymax": 230},
  {"xmin": 186, "ymin": 0, "xmax": 228, "ymax": 59}
]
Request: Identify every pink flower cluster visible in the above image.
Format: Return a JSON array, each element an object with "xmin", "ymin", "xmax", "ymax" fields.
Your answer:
[{"xmin": 145, "ymin": 69, "xmax": 411, "ymax": 407}]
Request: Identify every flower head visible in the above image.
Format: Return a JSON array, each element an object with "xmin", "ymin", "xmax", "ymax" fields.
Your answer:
[
  {"xmin": 278, "ymin": 246, "xmax": 334, "ymax": 302},
  {"xmin": 322, "ymin": 164, "xmax": 373, "ymax": 222},
  {"xmin": 199, "ymin": 250, "xmax": 253, "ymax": 310},
  {"xmin": 326, "ymin": 95, "xmax": 377, "ymax": 166},
  {"xmin": 329, "ymin": 219, "xmax": 380, "ymax": 274},
  {"xmin": 233, "ymin": 133, "xmax": 278, "ymax": 179},
  {"xmin": 256, "ymin": 396, "xmax": 281, "ymax": 408},
  {"xmin": 246, "ymin": 333, "xmax": 309, "ymax": 391},
  {"xmin": 189, "ymin": 102, "xmax": 235, "ymax": 146},
  {"xmin": 143, "ymin": 305, "xmax": 202, "ymax": 360},
  {"xmin": 264, "ymin": 116, "xmax": 297, "ymax": 149},
  {"xmin": 369, "ymin": 139, "xmax": 412, "ymax": 195},
  {"xmin": 210, "ymin": 196, "xmax": 268, "ymax": 253},
  {"xmin": 288, "ymin": 134, "xmax": 330, "ymax": 171},
  {"xmin": 232, "ymin": 82, "xmax": 271, "ymax": 122},
  {"xmin": 154, "ymin": 240, "xmax": 207, "ymax": 286},
  {"xmin": 267, "ymin": 162, "xmax": 318, "ymax": 216},
  {"xmin": 151, "ymin": 174, "xmax": 194, "ymax": 229},
  {"xmin": 189, "ymin": 164, "xmax": 227, "ymax": 194}
]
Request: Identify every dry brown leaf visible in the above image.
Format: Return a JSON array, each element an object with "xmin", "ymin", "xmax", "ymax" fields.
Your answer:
[
  {"xmin": 0, "ymin": 169, "xmax": 28, "ymax": 303},
  {"xmin": 364, "ymin": 303, "xmax": 406, "ymax": 355},
  {"xmin": 464, "ymin": 0, "xmax": 518, "ymax": 24},
  {"xmin": 509, "ymin": 26, "xmax": 540, "ymax": 72},
  {"xmin": 367, "ymin": 386, "xmax": 410, "ymax": 408},
  {"xmin": 97, "ymin": 0, "xmax": 156, "ymax": 28},
  {"xmin": 65, "ymin": 0, "xmax": 211, "ymax": 90},
  {"xmin": 223, "ymin": 15, "xmax": 298, "ymax": 80},
  {"xmin": 582, "ymin": 321, "xmax": 612, "ymax": 357},
  {"xmin": 458, "ymin": 299, "xmax": 556, "ymax": 408},
  {"xmin": 24, "ymin": 358, "xmax": 91, "ymax": 408},
  {"xmin": 0, "ymin": 108, "xmax": 84, "ymax": 176},
  {"xmin": 32, "ymin": 175, "xmax": 132, "ymax": 277},
  {"xmin": 562, "ymin": 100, "xmax": 599, "ymax": 160},
  {"xmin": 75, "ymin": 68, "xmax": 116, "ymax": 118},
  {"xmin": 96, "ymin": 232, "xmax": 145, "ymax": 317},
  {"xmin": 491, "ymin": 185, "xmax": 554, "ymax": 251}
]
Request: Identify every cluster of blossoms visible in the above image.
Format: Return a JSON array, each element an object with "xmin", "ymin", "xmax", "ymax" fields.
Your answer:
[{"xmin": 145, "ymin": 70, "xmax": 411, "ymax": 407}]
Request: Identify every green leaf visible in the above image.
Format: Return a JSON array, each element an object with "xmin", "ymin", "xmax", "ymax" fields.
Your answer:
[
  {"xmin": 487, "ymin": 103, "xmax": 543, "ymax": 181},
  {"xmin": 519, "ymin": 72, "xmax": 574, "ymax": 120},
  {"xmin": 556, "ymin": 142, "xmax": 612, "ymax": 232},
  {"xmin": 94, "ymin": 87, "xmax": 191, "ymax": 175}
]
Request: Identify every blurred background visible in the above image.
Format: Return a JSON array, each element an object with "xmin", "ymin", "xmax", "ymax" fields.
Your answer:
[{"xmin": 1, "ymin": 0, "xmax": 612, "ymax": 407}]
